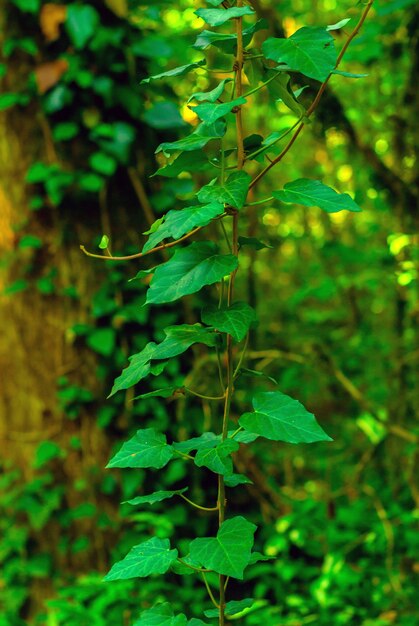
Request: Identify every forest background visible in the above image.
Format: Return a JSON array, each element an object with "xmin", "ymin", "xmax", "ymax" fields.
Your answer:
[{"xmin": 0, "ymin": 0, "xmax": 418, "ymax": 625}]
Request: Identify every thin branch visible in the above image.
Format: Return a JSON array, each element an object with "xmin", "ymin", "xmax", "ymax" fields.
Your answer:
[
  {"xmin": 202, "ymin": 573, "xmax": 220, "ymax": 608},
  {"xmin": 179, "ymin": 493, "xmax": 219, "ymax": 512},
  {"xmin": 185, "ymin": 387, "xmax": 226, "ymax": 401},
  {"xmin": 80, "ymin": 226, "xmax": 202, "ymax": 261},
  {"xmin": 250, "ymin": 0, "xmax": 375, "ymax": 190}
]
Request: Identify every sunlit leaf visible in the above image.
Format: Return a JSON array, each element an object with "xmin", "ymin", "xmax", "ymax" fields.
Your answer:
[
  {"xmin": 239, "ymin": 391, "xmax": 332, "ymax": 443},
  {"xmin": 190, "ymin": 97, "xmax": 246, "ymax": 124},
  {"xmin": 272, "ymin": 179, "xmax": 361, "ymax": 213},
  {"xmin": 195, "ymin": 6, "xmax": 254, "ymax": 27},
  {"xmin": 145, "ymin": 242, "xmax": 238, "ymax": 305},
  {"xmin": 189, "ymin": 516, "xmax": 256, "ymax": 579},
  {"xmin": 106, "ymin": 428, "xmax": 175, "ymax": 469},
  {"xmin": 262, "ymin": 27, "xmax": 336, "ymax": 82},
  {"xmin": 327, "ymin": 18, "xmax": 351, "ymax": 31},
  {"xmin": 104, "ymin": 538, "xmax": 178, "ymax": 581}
]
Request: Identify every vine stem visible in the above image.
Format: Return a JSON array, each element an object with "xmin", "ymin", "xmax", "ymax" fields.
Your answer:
[
  {"xmin": 217, "ymin": 3, "xmax": 245, "ymax": 625},
  {"xmin": 249, "ymin": 0, "xmax": 374, "ymax": 190}
]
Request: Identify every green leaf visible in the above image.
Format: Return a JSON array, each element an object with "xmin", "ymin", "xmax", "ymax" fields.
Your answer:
[
  {"xmin": 224, "ymin": 473, "xmax": 253, "ymax": 487},
  {"xmin": 132, "ymin": 604, "xmax": 208, "ymax": 626},
  {"xmin": 173, "ymin": 432, "xmax": 219, "ymax": 455},
  {"xmin": 98, "ymin": 235, "xmax": 109, "ymax": 249},
  {"xmin": 195, "ymin": 6, "xmax": 254, "ymax": 27},
  {"xmin": 143, "ymin": 203, "xmax": 225, "ymax": 253},
  {"xmin": 33, "ymin": 441, "xmax": 62, "ymax": 469},
  {"xmin": 110, "ymin": 324, "xmax": 217, "ymax": 395},
  {"xmin": 190, "ymin": 97, "xmax": 246, "ymax": 124},
  {"xmin": 66, "ymin": 5, "xmax": 100, "ymax": 50},
  {"xmin": 86, "ymin": 328, "xmax": 116, "ymax": 357},
  {"xmin": 106, "ymin": 428, "xmax": 175, "ymax": 469},
  {"xmin": 123, "ymin": 488, "xmax": 188, "ymax": 507},
  {"xmin": 187, "ymin": 78, "xmax": 232, "ymax": 104},
  {"xmin": 262, "ymin": 27, "xmax": 337, "ymax": 82},
  {"xmin": 133, "ymin": 386, "xmax": 181, "ymax": 400},
  {"xmin": 141, "ymin": 60, "xmax": 206, "ymax": 84},
  {"xmin": 189, "ymin": 516, "xmax": 256, "ymax": 579},
  {"xmin": 331, "ymin": 70, "xmax": 368, "ymax": 79},
  {"xmin": 197, "ymin": 171, "xmax": 251, "ymax": 209},
  {"xmin": 193, "ymin": 19, "xmax": 267, "ymax": 53},
  {"xmin": 90, "ymin": 152, "xmax": 117, "ymax": 176},
  {"xmin": 239, "ymin": 391, "xmax": 332, "ymax": 443},
  {"xmin": 152, "ymin": 151, "xmax": 214, "ymax": 178},
  {"xmin": 202, "ymin": 302, "xmax": 255, "ymax": 342},
  {"xmin": 327, "ymin": 18, "xmax": 351, "ymax": 31},
  {"xmin": 143, "ymin": 102, "xmax": 186, "ymax": 130},
  {"xmin": 204, "ymin": 598, "xmax": 255, "ymax": 618},
  {"xmin": 272, "ymin": 179, "xmax": 361, "ymax": 213},
  {"xmin": 145, "ymin": 242, "xmax": 238, "ymax": 305},
  {"xmin": 238, "ymin": 236, "xmax": 272, "ymax": 250},
  {"xmin": 104, "ymin": 537, "xmax": 178, "ymax": 581},
  {"xmin": 266, "ymin": 71, "xmax": 306, "ymax": 117},
  {"xmin": 156, "ymin": 121, "xmax": 226, "ymax": 155},
  {"xmin": 249, "ymin": 551, "xmax": 276, "ymax": 564},
  {"xmin": 194, "ymin": 439, "xmax": 239, "ymax": 476}
]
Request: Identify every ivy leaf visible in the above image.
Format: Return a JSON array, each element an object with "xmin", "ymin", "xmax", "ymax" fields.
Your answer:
[
  {"xmin": 224, "ymin": 473, "xmax": 253, "ymax": 487},
  {"xmin": 152, "ymin": 152, "xmax": 213, "ymax": 178},
  {"xmin": 173, "ymin": 432, "xmax": 219, "ymax": 455},
  {"xmin": 197, "ymin": 171, "xmax": 251, "ymax": 209},
  {"xmin": 104, "ymin": 537, "xmax": 178, "ymax": 581},
  {"xmin": 66, "ymin": 5, "xmax": 99, "ymax": 50},
  {"xmin": 106, "ymin": 428, "xmax": 175, "ymax": 469},
  {"xmin": 331, "ymin": 70, "xmax": 368, "ymax": 79},
  {"xmin": 190, "ymin": 97, "xmax": 246, "ymax": 124},
  {"xmin": 202, "ymin": 302, "xmax": 256, "ymax": 342},
  {"xmin": 204, "ymin": 598, "xmax": 256, "ymax": 618},
  {"xmin": 156, "ymin": 121, "xmax": 226, "ymax": 155},
  {"xmin": 142, "ymin": 202, "xmax": 225, "ymax": 253},
  {"xmin": 194, "ymin": 439, "xmax": 239, "ymax": 476},
  {"xmin": 110, "ymin": 324, "xmax": 217, "ymax": 396},
  {"xmin": 266, "ymin": 71, "xmax": 306, "ymax": 117},
  {"xmin": 132, "ymin": 603, "xmax": 187, "ymax": 626},
  {"xmin": 195, "ymin": 6, "xmax": 254, "ymax": 27},
  {"xmin": 123, "ymin": 488, "xmax": 188, "ymax": 506},
  {"xmin": 193, "ymin": 19, "xmax": 267, "ymax": 54},
  {"xmin": 189, "ymin": 516, "xmax": 256, "ymax": 579},
  {"xmin": 249, "ymin": 552, "xmax": 276, "ymax": 564},
  {"xmin": 262, "ymin": 27, "xmax": 337, "ymax": 82},
  {"xmin": 141, "ymin": 60, "xmax": 206, "ymax": 84},
  {"xmin": 238, "ymin": 236, "xmax": 272, "ymax": 250},
  {"xmin": 272, "ymin": 179, "xmax": 361, "ymax": 213},
  {"xmin": 145, "ymin": 242, "xmax": 238, "ymax": 305},
  {"xmin": 187, "ymin": 78, "xmax": 232, "ymax": 104},
  {"xmin": 133, "ymin": 386, "xmax": 182, "ymax": 400},
  {"xmin": 98, "ymin": 235, "xmax": 109, "ymax": 249},
  {"xmin": 239, "ymin": 391, "xmax": 332, "ymax": 444}
]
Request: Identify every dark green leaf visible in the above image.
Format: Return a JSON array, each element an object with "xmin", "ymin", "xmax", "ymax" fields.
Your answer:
[
  {"xmin": 187, "ymin": 78, "xmax": 232, "ymax": 104},
  {"xmin": 190, "ymin": 97, "xmax": 246, "ymax": 124},
  {"xmin": 239, "ymin": 391, "xmax": 333, "ymax": 443},
  {"xmin": 194, "ymin": 439, "xmax": 239, "ymax": 475},
  {"xmin": 173, "ymin": 432, "xmax": 219, "ymax": 455},
  {"xmin": 193, "ymin": 19, "xmax": 267, "ymax": 53},
  {"xmin": 272, "ymin": 179, "xmax": 362, "ymax": 213},
  {"xmin": 66, "ymin": 5, "xmax": 100, "ymax": 50},
  {"xmin": 152, "ymin": 151, "xmax": 214, "ymax": 178},
  {"xmin": 262, "ymin": 27, "xmax": 337, "ymax": 82},
  {"xmin": 145, "ymin": 242, "xmax": 238, "ymax": 305},
  {"xmin": 141, "ymin": 60, "xmax": 206, "ymax": 84},
  {"xmin": 266, "ymin": 71, "xmax": 306, "ymax": 117},
  {"xmin": 204, "ymin": 598, "xmax": 255, "ymax": 618},
  {"xmin": 249, "ymin": 551, "xmax": 276, "ymax": 564},
  {"xmin": 195, "ymin": 7, "xmax": 254, "ymax": 27},
  {"xmin": 110, "ymin": 325, "xmax": 217, "ymax": 395},
  {"xmin": 189, "ymin": 516, "xmax": 256, "ymax": 579},
  {"xmin": 104, "ymin": 537, "xmax": 178, "ymax": 581},
  {"xmin": 156, "ymin": 121, "xmax": 226, "ymax": 156},
  {"xmin": 202, "ymin": 302, "xmax": 256, "ymax": 342},
  {"xmin": 143, "ymin": 102, "xmax": 187, "ymax": 130},
  {"xmin": 143, "ymin": 203, "xmax": 225, "ymax": 253},
  {"xmin": 238, "ymin": 236, "xmax": 272, "ymax": 250},
  {"xmin": 224, "ymin": 473, "xmax": 253, "ymax": 487},
  {"xmin": 106, "ymin": 428, "xmax": 175, "ymax": 469},
  {"xmin": 197, "ymin": 171, "xmax": 251, "ymax": 209},
  {"xmin": 123, "ymin": 488, "xmax": 188, "ymax": 506}
]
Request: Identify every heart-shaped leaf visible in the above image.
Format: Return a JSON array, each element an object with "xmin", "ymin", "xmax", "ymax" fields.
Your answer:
[
  {"xmin": 272, "ymin": 178, "xmax": 361, "ymax": 213},
  {"xmin": 197, "ymin": 171, "xmax": 251, "ymax": 209},
  {"xmin": 106, "ymin": 428, "xmax": 175, "ymax": 469},
  {"xmin": 201, "ymin": 302, "xmax": 256, "ymax": 342},
  {"xmin": 104, "ymin": 537, "xmax": 178, "ymax": 581}
]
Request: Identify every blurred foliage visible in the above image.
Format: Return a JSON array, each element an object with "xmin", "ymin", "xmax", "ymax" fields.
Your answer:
[{"xmin": 0, "ymin": 0, "xmax": 418, "ymax": 625}]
